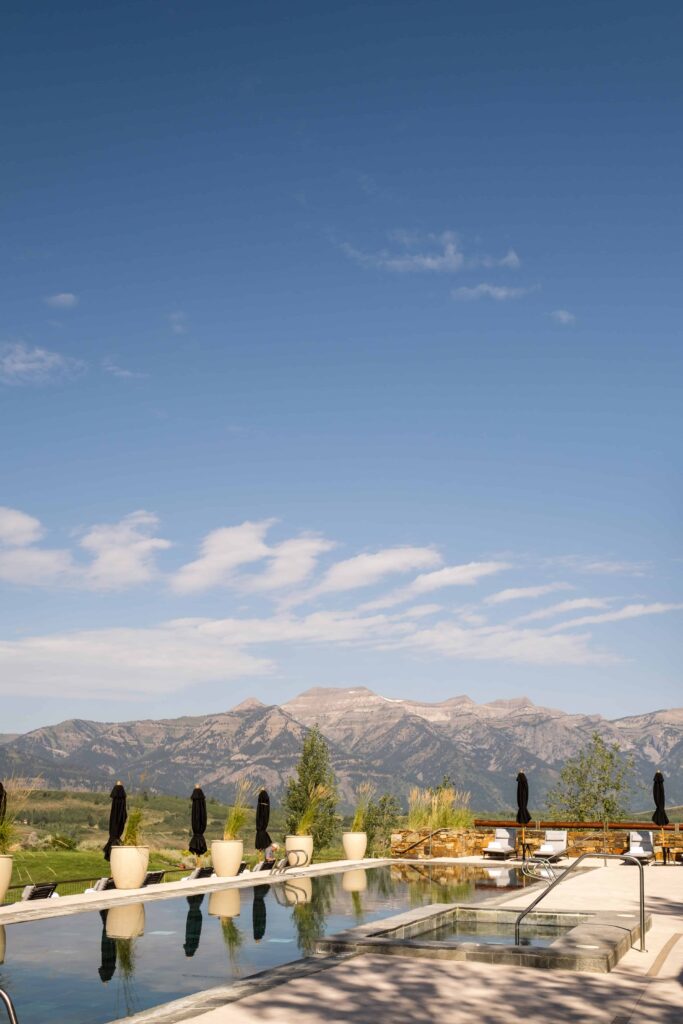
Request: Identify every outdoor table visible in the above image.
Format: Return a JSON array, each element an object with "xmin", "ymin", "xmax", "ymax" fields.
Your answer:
[{"xmin": 519, "ymin": 841, "xmax": 532, "ymax": 862}]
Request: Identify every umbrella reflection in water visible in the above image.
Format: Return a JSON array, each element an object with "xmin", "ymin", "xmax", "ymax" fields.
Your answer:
[{"xmin": 183, "ymin": 895, "xmax": 204, "ymax": 958}]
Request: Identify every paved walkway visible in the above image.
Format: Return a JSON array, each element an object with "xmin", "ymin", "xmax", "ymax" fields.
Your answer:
[{"xmin": 179, "ymin": 861, "xmax": 683, "ymax": 1024}]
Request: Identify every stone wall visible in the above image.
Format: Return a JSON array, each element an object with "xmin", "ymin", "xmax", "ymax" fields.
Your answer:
[{"xmin": 390, "ymin": 825, "xmax": 683, "ymax": 860}]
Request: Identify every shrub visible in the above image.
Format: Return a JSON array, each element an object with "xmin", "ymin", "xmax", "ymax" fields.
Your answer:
[{"xmin": 123, "ymin": 808, "xmax": 145, "ymax": 847}]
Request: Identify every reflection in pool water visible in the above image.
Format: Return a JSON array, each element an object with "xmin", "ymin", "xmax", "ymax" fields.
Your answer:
[{"xmin": 0, "ymin": 864, "xmax": 527, "ymax": 1023}]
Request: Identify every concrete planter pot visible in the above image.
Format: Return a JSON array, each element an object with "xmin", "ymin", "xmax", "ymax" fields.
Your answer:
[
  {"xmin": 208, "ymin": 888, "xmax": 241, "ymax": 919},
  {"xmin": 342, "ymin": 832, "xmax": 367, "ymax": 860},
  {"xmin": 0, "ymin": 855, "xmax": 12, "ymax": 905},
  {"xmin": 211, "ymin": 839, "xmax": 243, "ymax": 878},
  {"xmin": 110, "ymin": 846, "xmax": 149, "ymax": 890},
  {"xmin": 106, "ymin": 902, "xmax": 145, "ymax": 939},
  {"xmin": 285, "ymin": 834, "xmax": 313, "ymax": 867}
]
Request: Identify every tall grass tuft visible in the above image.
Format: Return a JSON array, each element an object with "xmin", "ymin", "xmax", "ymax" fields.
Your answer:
[
  {"xmin": 223, "ymin": 779, "xmax": 255, "ymax": 840},
  {"xmin": 0, "ymin": 777, "xmax": 39, "ymax": 855},
  {"xmin": 296, "ymin": 784, "xmax": 332, "ymax": 836},
  {"xmin": 407, "ymin": 786, "xmax": 473, "ymax": 830},
  {"xmin": 123, "ymin": 807, "xmax": 145, "ymax": 847},
  {"xmin": 350, "ymin": 782, "xmax": 375, "ymax": 833}
]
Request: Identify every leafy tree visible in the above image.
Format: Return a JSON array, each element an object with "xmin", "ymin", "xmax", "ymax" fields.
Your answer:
[
  {"xmin": 365, "ymin": 793, "xmax": 402, "ymax": 855},
  {"xmin": 283, "ymin": 727, "xmax": 338, "ymax": 848},
  {"xmin": 545, "ymin": 732, "xmax": 635, "ymax": 822}
]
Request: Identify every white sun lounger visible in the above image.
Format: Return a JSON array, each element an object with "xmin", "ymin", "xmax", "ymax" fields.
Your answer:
[
  {"xmin": 483, "ymin": 827, "xmax": 517, "ymax": 859},
  {"xmin": 624, "ymin": 831, "xmax": 654, "ymax": 864},
  {"xmin": 534, "ymin": 829, "xmax": 568, "ymax": 862}
]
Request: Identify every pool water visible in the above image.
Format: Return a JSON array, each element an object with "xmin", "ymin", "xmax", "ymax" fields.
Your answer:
[
  {"xmin": 0, "ymin": 864, "xmax": 527, "ymax": 1023},
  {"xmin": 425, "ymin": 920, "xmax": 573, "ymax": 948}
]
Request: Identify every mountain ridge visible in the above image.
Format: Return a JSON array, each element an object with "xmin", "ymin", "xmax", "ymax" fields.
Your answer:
[{"xmin": 1, "ymin": 687, "xmax": 681, "ymax": 810}]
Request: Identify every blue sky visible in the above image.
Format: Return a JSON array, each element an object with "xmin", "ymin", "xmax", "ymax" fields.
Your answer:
[{"xmin": 1, "ymin": 1, "xmax": 681, "ymax": 731}]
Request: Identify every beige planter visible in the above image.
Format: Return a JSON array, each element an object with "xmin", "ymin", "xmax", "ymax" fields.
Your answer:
[
  {"xmin": 0, "ymin": 855, "xmax": 12, "ymax": 905},
  {"xmin": 106, "ymin": 902, "xmax": 145, "ymax": 940},
  {"xmin": 208, "ymin": 888, "xmax": 241, "ymax": 919},
  {"xmin": 342, "ymin": 868, "xmax": 368, "ymax": 893},
  {"xmin": 110, "ymin": 846, "xmax": 149, "ymax": 890},
  {"xmin": 342, "ymin": 832, "xmax": 367, "ymax": 861},
  {"xmin": 285, "ymin": 834, "xmax": 313, "ymax": 867},
  {"xmin": 211, "ymin": 839, "xmax": 244, "ymax": 878},
  {"xmin": 283, "ymin": 876, "xmax": 312, "ymax": 905}
]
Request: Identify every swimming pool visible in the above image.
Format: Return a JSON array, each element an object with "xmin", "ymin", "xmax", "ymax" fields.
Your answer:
[{"xmin": 0, "ymin": 864, "xmax": 527, "ymax": 1023}]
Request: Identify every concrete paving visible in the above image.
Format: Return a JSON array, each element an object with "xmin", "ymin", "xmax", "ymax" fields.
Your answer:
[{"xmin": 175, "ymin": 861, "xmax": 683, "ymax": 1024}]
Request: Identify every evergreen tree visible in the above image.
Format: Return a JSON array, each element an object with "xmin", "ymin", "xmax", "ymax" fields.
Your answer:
[
  {"xmin": 545, "ymin": 731, "xmax": 635, "ymax": 822},
  {"xmin": 283, "ymin": 727, "xmax": 338, "ymax": 848},
  {"xmin": 365, "ymin": 793, "xmax": 402, "ymax": 855}
]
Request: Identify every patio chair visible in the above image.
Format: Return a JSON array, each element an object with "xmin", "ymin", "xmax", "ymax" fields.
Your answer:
[
  {"xmin": 623, "ymin": 831, "xmax": 654, "ymax": 864},
  {"xmin": 141, "ymin": 870, "xmax": 165, "ymax": 887},
  {"xmin": 21, "ymin": 883, "xmax": 58, "ymax": 901},
  {"xmin": 92, "ymin": 876, "xmax": 116, "ymax": 891},
  {"xmin": 185, "ymin": 865, "xmax": 214, "ymax": 880},
  {"xmin": 483, "ymin": 827, "xmax": 517, "ymax": 859},
  {"xmin": 534, "ymin": 829, "xmax": 568, "ymax": 863}
]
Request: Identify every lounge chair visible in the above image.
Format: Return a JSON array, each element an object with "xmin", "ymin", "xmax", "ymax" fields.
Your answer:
[
  {"xmin": 257, "ymin": 859, "xmax": 276, "ymax": 872},
  {"xmin": 534, "ymin": 829, "xmax": 568, "ymax": 862},
  {"xmin": 21, "ymin": 883, "xmax": 58, "ymax": 901},
  {"xmin": 185, "ymin": 866, "xmax": 214, "ymax": 880},
  {"xmin": 483, "ymin": 827, "xmax": 517, "ymax": 860},
  {"xmin": 624, "ymin": 831, "xmax": 654, "ymax": 864},
  {"xmin": 141, "ymin": 870, "xmax": 165, "ymax": 887}
]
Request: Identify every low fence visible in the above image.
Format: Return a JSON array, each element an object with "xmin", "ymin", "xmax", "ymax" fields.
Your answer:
[{"xmin": 391, "ymin": 820, "xmax": 683, "ymax": 860}]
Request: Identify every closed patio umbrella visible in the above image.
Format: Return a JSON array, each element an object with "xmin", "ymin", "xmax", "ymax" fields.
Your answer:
[
  {"xmin": 652, "ymin": 771, "xmax": 669, "ymax": 827},
  {"xmin": 255, "ymin": 789, "xmax": 272, "ymax": 853},
  {"xmin": 189, "ymin": 785, "xmax": 208, "ymax": 858},
  {"xmin": 252, "ymin": 884, "xmax": 269, "ymax": 942},
  {"xmin": 516, "ymin": 771, "xmax": 531, "ymax": 861},
  {"xmin": 183, "ymin": 894, "xmax": 204, "ymax": 957},
  {"xmin": 103, "ymin": 782, "xmax": 127, "ymax": 861},
  {"xmin": 98, "ymin": 910, "xmax": 117, "ymax": 983}
]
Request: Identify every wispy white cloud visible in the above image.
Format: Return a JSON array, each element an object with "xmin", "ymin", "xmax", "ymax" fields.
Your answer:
[
  {"xmin": 168, "ymin": 311, "xmax": 187, "ymax": 335},
  {"xmin": 0, "ymin": 509, "xmax": 170, "ymax": 590},
  {"xmin": 242, "ymin": 535, "xmax": 336, "ymax": 592},
  {"xmin": 44, "ymin": 292, "xmax": 78, "ymax": 309},
  {"xmin": 102, "ymin": 358, "xmax": 147, "ymax": 380},
  {"xmin": 469, "ymin": 249, "xmax": 521, "ymax": 270},
  {"xmin": 171, "ymin": 520, "xmax": 274, "ymax": 593},
  {"xmin": 342, "ymin": 231, "xmax": 465, "ymax": 273},
  {"xmin": 513, "ymin": 597, "xmax": 611, "ymax": 624},
  {"xmin": 78, "ymin": 510, "xmax": 172, "ymax": 590},
  {"xmin": 547, "ymin": 556, "xmax": 649, "ymax": 577},
  {"xmin": 292, "ymin": 546, "xmax": 442, "ymax": 605},
  {"xmin": 548, "ymin": 602, "xmax": 683, "ymax": 632},
  {"xmin": 485, "ymin": 582, "xmax": 573, "ymax": 605},
  {"xmin": 0, "ymin": 507, "xmax": 44, "ymax": 547},
  {"xmin": 363, "ymin": 561, "xmax": 511, "ymax": 610},
  {"xmin": 550, "ymin": 309, "xmax": 576, "ymax": 325},
  {"xmin": 0, "ymin": 342, "xmax": 84, "ymax": 385},
  {"xmin": 452, "ymin": 283, "xmax": 537, "ymax": 301}
]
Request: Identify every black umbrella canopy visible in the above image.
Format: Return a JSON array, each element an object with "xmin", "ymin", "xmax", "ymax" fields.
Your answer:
[
  {"xmin": 183, "ymin": 894, "xmax": 204, "ymax": 957},
  {"xmin": 189, "ymin": 786, "xmax": 208, "ymax": 857},
  {"xmin": 515, "ymin": 772, "xmax": 532, "ymax": 825},
  {"xmin": 103, "ymin": 783, "xmax": 127, "ymax": 861},
  {"xmin": 252, "ymin": 884, "xmax": 269, "ymax": 942},
  {"xmin": 652, "ymin": 771, "xmax": 669, "ymax": 827},
  {"xmin": 255, "ymin": 789, "xmax": 272, "ymax": 851},
  {"xmin": 98, "ymin": 910, "xmax": 117, "ymax": 983},
  {"xmin": 0, "ymin": 782, "xmax": 6, "ymax": 822}
]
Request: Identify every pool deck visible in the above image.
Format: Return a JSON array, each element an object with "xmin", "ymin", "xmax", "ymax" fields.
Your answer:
[{"xmin": 174, "ymin": 859, "xmax": 683, "ymax": 1024}]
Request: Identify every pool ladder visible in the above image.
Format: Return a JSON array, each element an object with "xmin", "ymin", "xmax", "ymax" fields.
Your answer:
[{"xmin": 0, "ymin": 989, "xmax": 19, "ymax": 1024}]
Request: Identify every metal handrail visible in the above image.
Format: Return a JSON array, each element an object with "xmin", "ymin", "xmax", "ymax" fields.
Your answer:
[
  {"xmin": 514, "ymin": 852, "xmax": 646, "ymax": 949},
  {"xmin": 0, "ymin": 989, "xmax": 19, "ymax": 1024},
  {"xmin": 395, "ymin": 827, "xmax": 453, "ymax": 857}
]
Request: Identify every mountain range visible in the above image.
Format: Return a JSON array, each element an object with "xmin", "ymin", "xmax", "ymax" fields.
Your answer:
[{"xmin": 1, "ymin": 687, "xmax": 681, "ymax": 811}]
